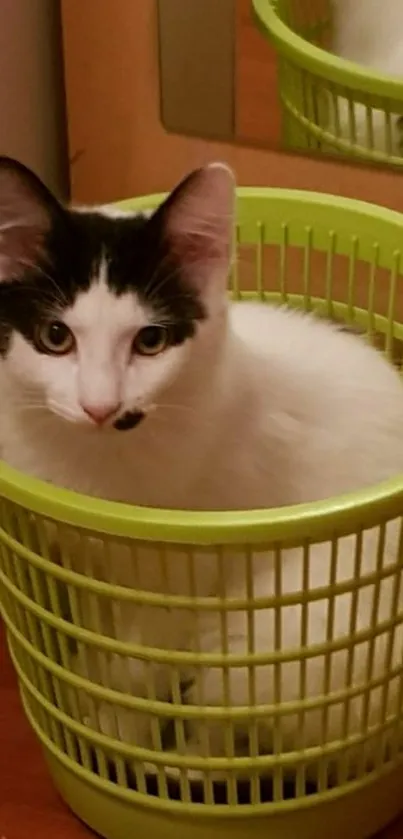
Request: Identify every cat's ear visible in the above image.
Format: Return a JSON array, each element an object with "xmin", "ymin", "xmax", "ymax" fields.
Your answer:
[
  {"xmin": 159, "ymin": 163, "xmax": 235, "ymax": 300},
  {"xmin": 0, "ymin": 156, "xmax": 62, "ymax": 282}
]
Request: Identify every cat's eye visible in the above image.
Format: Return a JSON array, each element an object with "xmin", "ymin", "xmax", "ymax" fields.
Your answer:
[
  {"xmin": 133, "ymin": 325, "xmax": 169, "ymax": 356},
  {"xmin": 35, "ymin": 321, "xmax": 75, "ymax": 355}
]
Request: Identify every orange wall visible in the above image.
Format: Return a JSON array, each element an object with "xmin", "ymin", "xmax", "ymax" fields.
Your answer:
[{"xmin": 62, "ymin": 0, "xmax": 403, "ymax": 211}]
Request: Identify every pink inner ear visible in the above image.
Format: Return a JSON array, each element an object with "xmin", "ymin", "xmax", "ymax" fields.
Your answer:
[
  {"xmin": 0, "ymin": 172, "xmax": 52, "ymax": 281},
  {"xmin": 166, "ymin": 181, "xmax": 233, "ymax": 270},
  {"xmin": 163, "ymin": 164, "xmax": 234, "ymax": 274},
  {"xmin": 169, "ymin": 222, "xmax": 230, "ymax": 266},
  {"xmin": 0, "ymin": 222, "xmax": 48, "ymax": 280},
  {"xmin": 1, "ymin": 223, "xmax": 46, "ymax": 259}
]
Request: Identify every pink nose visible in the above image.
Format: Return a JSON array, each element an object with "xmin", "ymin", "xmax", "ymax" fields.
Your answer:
[{"xmin": 81, "ymin": 403, "xmax": 121, "ymax": 425}]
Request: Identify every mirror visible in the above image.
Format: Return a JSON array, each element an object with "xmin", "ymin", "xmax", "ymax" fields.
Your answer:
[
  {"xmin": 157, "ymin": 0, "xmax": 403, "ymax": 171},
  {"xmin": 157, "ymin": 0, "xmax": 280, "ymax": 148}
]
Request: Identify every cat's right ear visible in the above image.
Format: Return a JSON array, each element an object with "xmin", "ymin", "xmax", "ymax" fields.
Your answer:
[
  {"xmin": 0, "ymin": 156, "xmax": 63, "ymax": 282},
  {"xmin": 155, "ymin": 163, "xmax": 235, "ymax": 308}
]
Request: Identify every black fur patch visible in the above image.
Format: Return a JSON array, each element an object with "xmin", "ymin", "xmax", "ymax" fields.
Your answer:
[
  {"xmin": 0, "ymin": 206, "xmax": 206, "ymax": 357},
  {"xmin": 113, "ymin": 410, "xmax": 145, "ymax": 432}
]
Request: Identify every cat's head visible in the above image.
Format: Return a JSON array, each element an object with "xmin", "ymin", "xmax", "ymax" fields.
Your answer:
[{"xmin": 0, "ymin": 158, "xmax": 234, "ymax": 431}]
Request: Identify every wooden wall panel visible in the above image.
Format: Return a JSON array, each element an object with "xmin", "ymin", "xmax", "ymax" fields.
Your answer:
[{"xmin": 235, "ymin": 0, "xmax": 280, "ymax": 145}]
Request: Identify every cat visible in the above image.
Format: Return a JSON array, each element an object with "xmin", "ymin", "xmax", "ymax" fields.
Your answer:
[
  {"xmin": 0, "ymin": 155, "xmax": 403, "ymax": 783},
  {"xmin": 330, "ymin": 0, "xmax": 403, "ymax": 155}
]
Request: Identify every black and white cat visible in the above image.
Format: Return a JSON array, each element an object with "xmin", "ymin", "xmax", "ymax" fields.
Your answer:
[{"xmin": 0, "ymin": 156, "xmax": 403, "ymax": 775}]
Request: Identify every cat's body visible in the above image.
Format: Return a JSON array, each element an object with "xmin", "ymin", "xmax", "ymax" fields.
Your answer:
[
  {"xmin": 330, "ymin": 0, "xmax": 403, "ymax": 154},
  {"xmin": 0, "ymin": 158, "xmax": 402, "ymax": 777}
]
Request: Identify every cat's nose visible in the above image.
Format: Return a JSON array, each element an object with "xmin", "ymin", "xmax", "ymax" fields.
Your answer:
[{"xmin": 81, "ymin": 402, "xmax": 121, "ymax": 425}]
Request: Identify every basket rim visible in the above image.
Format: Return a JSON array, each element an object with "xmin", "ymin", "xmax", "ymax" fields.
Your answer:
[
  {"xmin": 252, "ymin": 0, "xmax": 403, "ymax": 100},
  {"xmin": 0, "ymin": 186, "xmax": 403, "ymax": 544}
]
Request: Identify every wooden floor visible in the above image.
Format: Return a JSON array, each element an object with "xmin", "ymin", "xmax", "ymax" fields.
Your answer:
[
  {"xmin": 0, "ymin": 621, "xmax": 91, "ymax": 838},
  {"xmin": 0, "ymin": 620, "xmax": 402, "ymax": 838}
]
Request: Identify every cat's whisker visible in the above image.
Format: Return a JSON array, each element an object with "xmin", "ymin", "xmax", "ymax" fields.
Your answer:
[
  {"xmin": 48, "ymin": 402, "xmax": 83, "ymax": 423},
  {"xmin": 145, "ymin": 255, "xmax": 248, "ymax": 312},
  {"xmin": 12, "ymin": 396, "xmax": 45, "ymax": 407},
  {"xmin": 177, "ymin": 211, "xmax": 234, "ymax": 233},
  {"xmin": 141, "ymin": 256, "xmax": 179, "ymax": 303},
  {"xmin": 10, "ymin": 259, "xmax": 68, "ymax": 308},
  {"xmin": 9, "ymin": 394, "xmax": 46, "ymax": 408},
  {"xmin": 140, "ymin": 250, "xmax": 174, "ymax": 295},
  {"xmin": 149, "ymin": 401, "xmax": 199, "ymax": 417},
  {"xmin": 145, "ymin": 274, "xmax": 198, "ymax": 309},
  {"xmin": 0, "ymin": 214, "xmax": 42, "ymax": 234},
  {"xmin": 13, "ymin": 403, "xmax": 47, "ymax": 411},
  {"xmin": 11, "ymin": 394, "xmax": 82, "ymax": 424},
  {"xmin": 142, "ymin": 248, "xmax": 227, "ymax": 308}
]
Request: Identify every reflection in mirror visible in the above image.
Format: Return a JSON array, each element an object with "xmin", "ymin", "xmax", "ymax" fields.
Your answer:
[
  {"xmin": 254, "ymin": 0, "xmax": 403, "ymax": 166},
  {"xmin": 157, "ymin": 0, "xmax": 403, "ymax": 171}
]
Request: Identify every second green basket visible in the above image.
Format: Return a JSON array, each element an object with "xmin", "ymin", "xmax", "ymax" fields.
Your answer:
[{"xmin": 253, "ymin": 0, "xmax": 403, "ymax": 166}]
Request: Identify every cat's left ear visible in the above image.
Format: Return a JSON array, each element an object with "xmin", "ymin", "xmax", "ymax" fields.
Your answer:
[
  {"xmin": 158, "ymin": 163, "xmax": 235, "ymax": 302},
  {"xmin": 0, "ymin": 156, "xmax": 63, "ymax": 282}
]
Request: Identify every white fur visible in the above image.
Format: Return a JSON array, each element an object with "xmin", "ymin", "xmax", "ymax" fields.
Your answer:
[
  {"xmin": 1, "ymin": 164, "xmax": 403, "ymax": 780},
  {"xmin": 330, "ymin": 1, "xmax": 403, "ymax": 154}
]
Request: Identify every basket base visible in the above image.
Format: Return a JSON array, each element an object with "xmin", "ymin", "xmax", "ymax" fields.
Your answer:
[{"xmin": 44, "ymin": 749, "xmax": 403, "ymax": 839}]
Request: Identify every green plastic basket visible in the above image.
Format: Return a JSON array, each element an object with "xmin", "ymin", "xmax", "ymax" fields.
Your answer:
[
  {"xmin": 1, "ymin": 187, "xmax": 403, "ymax": 839},
  {"xmin": 252, "ymin": 0, "xmax": 403, "ymax": 166}
]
